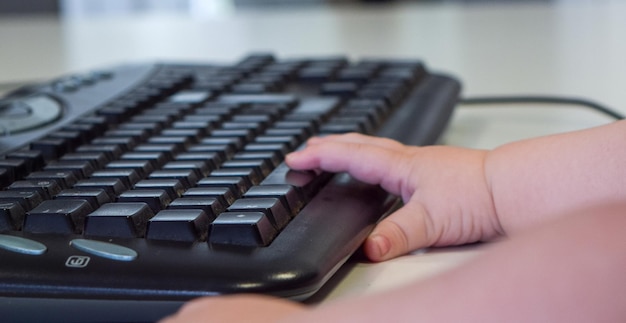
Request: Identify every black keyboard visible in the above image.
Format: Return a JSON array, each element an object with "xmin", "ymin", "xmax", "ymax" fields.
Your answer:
[{"xmin": 0, "ymin": 54, "xmax": 460, "ymax": 322}]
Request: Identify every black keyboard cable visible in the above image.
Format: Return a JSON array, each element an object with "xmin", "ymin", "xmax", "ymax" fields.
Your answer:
[{"xmin": 459, "ymin": 95, "xmax": 625, "ymax": 120}]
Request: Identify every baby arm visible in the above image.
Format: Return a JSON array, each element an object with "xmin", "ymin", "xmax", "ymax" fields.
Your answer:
[{"xmin": 161, "ymin": 120, "xmax": 626, "ymax": 322}]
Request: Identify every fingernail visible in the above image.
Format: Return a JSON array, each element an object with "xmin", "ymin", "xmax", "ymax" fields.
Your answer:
[
  {"xmin": 285, "ymin": 151, "xmax": 298, "ymax": 159},
  {"xmin": 371, "ymin": 234, "xmax": 391, "ymax": 257}
]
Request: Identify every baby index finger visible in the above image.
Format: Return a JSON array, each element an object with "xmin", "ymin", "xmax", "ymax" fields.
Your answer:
[
  {"xmin": 285, "ymin": 140, "xmax": 410, "ymax": 189},
  {"xmin": 306, "ymin": 133, "xmax": 407, "ymax": 152}
]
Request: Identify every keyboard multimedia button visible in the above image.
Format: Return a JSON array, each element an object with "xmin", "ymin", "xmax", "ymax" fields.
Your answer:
[
  {"xmin": 0, "ymin": 234, "xmax": 46, "ymax": 255},
  {"xmin": 70, "ymin": 238, "xmax": 137, "ymax": 261},
  {"xmin": 0, "ymin": 95, "xmax": 62, "ymax": 135}
]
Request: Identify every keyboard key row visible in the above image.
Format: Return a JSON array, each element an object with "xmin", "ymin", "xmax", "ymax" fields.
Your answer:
[{"xmin": 5, "ymin": 194, "xmax": 294, "ymax": 247}]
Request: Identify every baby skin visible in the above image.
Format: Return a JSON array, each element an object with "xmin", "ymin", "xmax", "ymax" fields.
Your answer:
[{"xmin": 162, "ymin": 120, "xmax": 626, "ymax": 322}]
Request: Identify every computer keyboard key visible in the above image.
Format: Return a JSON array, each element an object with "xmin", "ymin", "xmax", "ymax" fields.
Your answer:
[
  {"xmin": 159, "ymin": 128, "xmax": 204, "ymax": 142},
  {"xmin": 0, "ymin": 168, "xmax": 14, "ymax": 188},
  {"xmin": 30, "ymin": 138, "xmax": 68, "ymax": 160},
  {"xmin": 54, "ymin": 188, "xmax": 112, "ymax": 209},
  {"xmin": 73, "ymin": 178, "xmax": 128, "ymax": 199},
  {"xmin": 320, "ymin": 82, "xmax": 360, "ymax": 97},
  {"xmin": 209, "ymin": 211, "xmax": 277, "ymax": 247},
  {"xmin": 175, "ymin": 152, "xmax": 221, "ymax": 169},
  {"xmin": 227, "ymin": 197, "xmax": 290, "ymax": 230},
  {"xmin": 162, "ymin": 161, "xmax": 213, "ymax": 178},
  {"xmin": 61, "ymin": 123, "xmax": 101, "ymax": 142},
  {"xmin": 183, "ymin": 187, "xmax": 237, "ymax": 206},
  {"xmin": 244, "ymin": 103, "xmax": 292, "ymax": 117},
  {"xmin": 105, "ymin": 160, "xmax": 154, "ymax": 178},
  {"xmin": 23, "ymin": 170, "xmax": 77, "ymax": 190},
  {"xmin": 234, "ymin": 151, "xmax": 282, "ymax": 168},
  {"xmin": 200, "ymin": 136, "xmax": 244, "ymax": 151},
  {"xmin": 272, "ymin": 120, "xmax": 316, "ymax": 136},
  {"xmin": 0, "ymin": 202, "xmax": 26, "ymax": 231},
  {"xmin": 210, "ymin": 168, "xmax": 262, "ymax": 186},
  {"xmin": 243, "ymin": 143, "xmax": 290, "ymax": 158},
  {"xmin": 148, "ymin": 169, "xmax": 199, "ymax": 188},
  {"xmin": 133, "ymin": 144, "xmax": 180, "ymax": 159},
  {"xmin": 170, "ymin": 121, "xmax": 213, "ymax": 136},
  {"xmin": 117, "ymin": 121, "xmax": 163, "ymax": 136},
  {"xmin": 222, "ymin": 159, "xmax": 272, "ymax": 178},
  {"xmin": 48, "ymin": 130, "xmax": 85, "ymax": 150},
  {"xmin": 292, "ymin": 97, "xmax": 340, "ymax": 120},
  {"xmin": 117, "ymin": 189, "xmax": 171, "ymax": 213},
  {"xmin": 43, "ymin": 160, "xmax": 95, "ymax": 179},
  {"xmin": 134, "ymin": 179, "xmax": 186, "ymax": 200},
  {"xmin": 130, "ymin": 114, "xmax": 175, "ymax": 128},
  {"xmin": 180, "ymin": 114, "xmax": 222, "ymax": 127},
  {"xmin": 84, "ymin": 202, "xmax": 154, "ymax": 238},
  {"xmin": 244, "ymin": 184, "xmax": 302, "ymax": 216},
  {"xmin": 0, "ymin": 159, "xmax": 28, "ymax": 180},
  {"xmin": 73, "ymin": 115, "xmax": 109, "ymax": 134},
  {"xmin": 218, "ymin": 93, "xmax": 297, "ymax": 107},
  {"xmin": 167, "ymin": 197, "xmax": 224, "ymax": 219},
  {"xmin": 166, "ymin": 93, "xmax": 210, "ymax": 106},
  {"xmin": 196, "ymin": 176, "xmax": 252, "ymax": 196},
  {"xmin": 146, "ymin": 135, "xmax": 193, "ymax": 149},
  {"xmin": 0, "ymin": 190, "xmax": 44, "ymax": 211},
  {"xmin": 147, "ymin": 209, "xmax": 210, "ymax": 242},
  {"xmin": 24, "ymin": 199, "xmax": 93, "ymax": 234},
  {"xmin": 8, "ymin": 180, "xmax": 62, "ymax": 200},
  {"xmin": 91, "ymin": 169, "xmax": 142, "ymax": 188},
  {"xmin": 253, "ymin": 135, "xmax": 300, "ymax": 151},
  {"xmin": 319, "ymin": 121, "xmax": 364, "ymax": 135},
  {"xmin": 60, "ymin": 152, "xmax": 111, "ymax": 169},
  {"xmin": 91, "ymin": 137, "xmax": 136, "ymax": 151},
  {"xmin": 97, "ymin": 106, "xmax": 132, "ymax": 124},
  {"xmin": 194, "ymin": 102, "xmax": 241, "ymax": 117},
  {"xmin": 76, "ymin": 144, "xmax": 123, "ymax": 160},
  {"xmin": 262, "ymin": 163, "xmax": 332, "ymax": 201},
  {"xmin": 120, "ymin": 151, "xmax": 170, "ymax": 169},
  {"xmin": 105, "ymin": 129, "xmax": 150, "ymax": 142},
  {"xmin": 210, "ymin": 129, "xmax": 255, "ymax": 143},
  {"xmin": 6, "ymin": 150, "xmax": 45, "ymax": 172}
]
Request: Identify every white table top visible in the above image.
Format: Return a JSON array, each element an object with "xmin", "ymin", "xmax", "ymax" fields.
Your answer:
[{"xmin": 1, "ymin": 1, "xmax": 625, "ymax": 303}]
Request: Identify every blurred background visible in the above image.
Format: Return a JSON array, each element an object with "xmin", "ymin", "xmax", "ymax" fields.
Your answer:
[
  {"xmin": 2, "ymin": 0, "xmax": 624, "ymax": 148},
  {"xmin": 0, "ymin": 0, "xmax": 594, "ymax": 17}
]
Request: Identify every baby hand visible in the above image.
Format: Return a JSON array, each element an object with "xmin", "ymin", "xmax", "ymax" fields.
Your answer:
[{"xmin": 285, "ymin": 133, "xmax": 503, "ymax": 261}]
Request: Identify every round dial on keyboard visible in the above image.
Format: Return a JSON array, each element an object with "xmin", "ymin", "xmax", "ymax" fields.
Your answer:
[{"xmin": 0, "ymin": 95, "xmax": 63, "ymax": 135}]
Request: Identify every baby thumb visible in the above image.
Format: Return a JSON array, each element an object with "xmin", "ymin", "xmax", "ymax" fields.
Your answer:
[{"xmin": 363, "ymin": 201, "xmax": 433, "ymax": 262}]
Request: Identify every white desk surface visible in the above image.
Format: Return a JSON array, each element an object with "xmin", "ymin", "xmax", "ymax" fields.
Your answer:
[{"xmin": 1, "ymin": 1, "xmax": 626, "ymax": 304}]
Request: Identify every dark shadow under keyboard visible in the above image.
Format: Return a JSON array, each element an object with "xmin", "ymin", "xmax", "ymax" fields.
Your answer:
[{"xmin": 0, "ymin": 54, "xmax": 460, "ymax": 322}]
